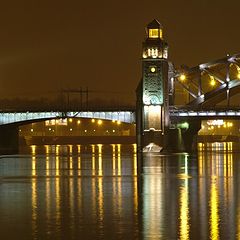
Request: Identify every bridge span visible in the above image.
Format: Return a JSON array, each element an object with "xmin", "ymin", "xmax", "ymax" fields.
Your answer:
[
  {"xmin": 170, "ymin": 108, "xmax": 240, "ymax": 119},
  {"xmin": 1, "ymin": 107, "xmax": 240, "ymax": 126},
  {"xmin": 0, "ymin": 110, "xmax": 135, "ymax": 126}
]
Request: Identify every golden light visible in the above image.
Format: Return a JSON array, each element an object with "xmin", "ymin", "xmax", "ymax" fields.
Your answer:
[
  {"xmin": 31, "ymin": 128, "xmax": 34, "ymax": 132},
  {"xmin": 31, "ymin": 145, "xmax": 36, "ymax": 155},
  {"xmin": 45, "ymin": 145, "xmax": 49, "ymax": 154},
  {"xmin": 56, "ymin": 145, "xmax": 60, "ymax": 155},
  {"xmin": 77, "ymin": 145, "xmax": 81, "ymax": 153},
  {"xmin": 209, "ymin": 179, "xmax": 220, "ymax": 240},
  {"xmin": 91, "ymin": 119, "xmax": 95, "ymax": 123},
  {"xmin": 97, "ymin": 120, "xmax": 102, "ymax": 125},
  {"xmin": 69, "ymin": 118, "xmax": 73, "ymax": 123},
  {"xmin": 179, "ymin": 74, "xmax": 186, "ymax": 82},
  {"xmin": 235, "ymin": 64, "xmax": 240, "ymax": 79},
  {"xmin": 69, "ymin": 145, "xmax": 73, "ymax": 154},
  {"xmin": 210, "ymin": 79, "xmax": 216, "ymax": 86},
  {"xmin": 117, "ymin": 120, "xmax": 121, "ymax": 125},
  {"xmin": 207, "ymin": 120, "xmax": 224, "ymax": 126},
  {"xmin": 210, "ymin": 76, "xmax": 216, "ymax": 86},
  {"xmin": 149, "ymin": 29, "xmax": 159, "ymax": 38},
  {"xmin": 77, "ymin": 120, "xmax": 81, "ymax": 124}
]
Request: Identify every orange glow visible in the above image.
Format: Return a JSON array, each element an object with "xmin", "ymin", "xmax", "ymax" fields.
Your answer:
[
  {"xmin": 149, "ymin": 29, "xmax": 159, "ymax": 38},
  {"xmin": 210, "ymin": 76, "xmax": 216, "ymax": 86},
  {"xmin": 209, "ymin": 178, "xmax": 219, "ymax": 240},
  {"xmin": 31, "ymin": 145, "xmax": 36, "ymax": 155},
  {"xmin": 45, "ymin": 145, "xmax": 49, "ymax": 154},
  {"xmin": 210, "ymin": 79, "xmax": 216, "ymax": 86},
  {"xmin": 179, "ymin": 74, "xmax": 186, "ymax": 82},
  {"xmin": 32, "ymin": 156, "xmax": 36, "ymax": 176},
  {"xmin": 56, "ymin": 156, "xmax": 60, "ymax": 176}
]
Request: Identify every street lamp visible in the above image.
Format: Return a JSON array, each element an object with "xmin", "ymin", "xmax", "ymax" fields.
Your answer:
[
  {"xmin": 209, "ymin": 76, "xmax": 216, "ymax": 87},
  {"xmin": 179, "ymin": 74, "xmax": 186, "ymax": 82}
]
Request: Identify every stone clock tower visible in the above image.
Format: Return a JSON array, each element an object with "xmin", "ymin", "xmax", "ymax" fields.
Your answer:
[{"xmin": 136, "ymin": 19, "xmax": 170, "ymax": 150}]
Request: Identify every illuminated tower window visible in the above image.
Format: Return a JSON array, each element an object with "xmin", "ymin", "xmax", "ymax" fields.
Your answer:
[
  {"xmin": 149, "ymin": 29, "xmax": 159, "ymax": 38},
  {"xmin": 147, "ymin": 48, "xmax": 151, "ymax": 57},
  {"xmin": 152, "ymin": 48, "xmax": 158, "ymax": 58},
  {"xmin": 146, "ymin": 48, "xmax": 159, "ymax": 58},
  {"xmin": 158, "ymin": 50, "xmax": 163, "ymax": 58},
  {"xmin": 149, "ymin": 29, "xmax": 163, "ymax": 39},
  {"xmin": 163, "ymin": 48, "xmax": 168, "ymax": 59}
]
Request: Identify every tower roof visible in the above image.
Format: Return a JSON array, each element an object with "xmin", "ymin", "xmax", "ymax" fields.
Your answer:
[{"xmin": 147, "ymin": 19, "xmax": 162, "ymax": 29}]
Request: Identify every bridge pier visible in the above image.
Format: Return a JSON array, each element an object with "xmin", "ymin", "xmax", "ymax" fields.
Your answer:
[
  {"xmin": 181, "ymin": 120, "xmax": 201, "ymax": 152},
  {"xmin": 0, "ymin": 125, "xmax": 19, "ymax": 154},
  {"xmin": 163, "ymin": 128, "xmax": 184, "ymax": 152},
  {"xmin": 162, "ymin": 120, "xmax": 201, "ymax": 153}
]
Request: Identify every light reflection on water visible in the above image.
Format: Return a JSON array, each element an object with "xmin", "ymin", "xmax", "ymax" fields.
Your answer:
[
  {"xmin": 0, "ymin": 142, "xmax": 240, "ymax": 239},
  {"xmin": 141, "ymin": 142, "xmax": 239, "ymax": 240}
]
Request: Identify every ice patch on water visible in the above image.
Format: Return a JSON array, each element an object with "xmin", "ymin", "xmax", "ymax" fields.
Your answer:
[{"xmin": 143, "ymin": 143, "xmax": 162, "ymax": 152}]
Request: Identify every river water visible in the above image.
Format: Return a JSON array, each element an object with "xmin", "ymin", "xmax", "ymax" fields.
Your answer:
[{"xmin": 0, "ymin": 142, "xmax": 239, "ymax": 239}]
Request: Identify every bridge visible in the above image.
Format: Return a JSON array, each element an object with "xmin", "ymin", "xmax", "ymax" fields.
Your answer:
[
  {"xmin": 0, "ymin": 110, "xmax": 135, "ymax": 125},
  {"xmin": 1, "ymin": 51, "xmax": 240, "ymax": 127},
  {"xmin": 136, "ymin": 19, "xmax": 240, "ymax": 152},
  {"xmin": 169, "ymin": 52, "xmax": 240, "ymax": 120},
  {"xmin": 0, "ymin": 19, "xmax": 240, "ymax": 153},
  {"xmin": 0, "ymin": 108, "xmax": 136, "ymax": 154}
]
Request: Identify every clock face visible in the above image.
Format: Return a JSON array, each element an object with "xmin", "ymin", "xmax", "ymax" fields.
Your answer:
[
  {"xmin": 150, "ymin": 67, "xmax": 156, "ymax": 73},
  {"xmin": 150, "ymin": 95, "xmax": 159, "ymax": 104}
]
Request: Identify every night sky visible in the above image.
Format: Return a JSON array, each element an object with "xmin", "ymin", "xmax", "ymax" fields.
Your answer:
[{"xmin": 0, "ymin": 0, "xmax": 239, "ymax": 104}]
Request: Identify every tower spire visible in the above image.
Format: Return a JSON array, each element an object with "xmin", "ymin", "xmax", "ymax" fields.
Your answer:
[{"xmin": 142, "ymin": 19, "xmax": 168, "ymax": 59}]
